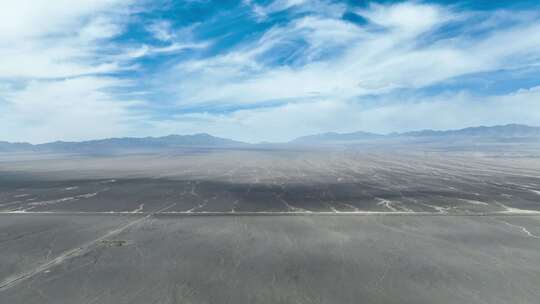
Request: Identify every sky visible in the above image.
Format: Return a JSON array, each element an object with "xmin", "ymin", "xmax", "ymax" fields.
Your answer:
[{"xmin": 1, "ymin": 0, "xmax": 540, "ymax": 143}]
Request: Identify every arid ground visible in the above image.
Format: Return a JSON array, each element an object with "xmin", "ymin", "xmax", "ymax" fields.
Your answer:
[{"xmin": 1, "ymin": 149, "xmax": 540, "ymax": 303}]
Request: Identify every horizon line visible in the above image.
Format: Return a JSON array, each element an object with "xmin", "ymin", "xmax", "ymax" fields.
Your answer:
[{"xmin": 2, "ymin": 123, "xmax": 539, "ymax": 145}]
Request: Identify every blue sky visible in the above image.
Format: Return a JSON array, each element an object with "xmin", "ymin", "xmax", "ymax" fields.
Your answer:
[{"xmin": 1, "ymin": 0, "xmax": 540, "ymax": 143}]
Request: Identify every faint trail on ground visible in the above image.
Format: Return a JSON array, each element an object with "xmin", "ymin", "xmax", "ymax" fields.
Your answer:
[
  {"xmin": 499, "ymin": 220, "xmax": 540, "ymax": 239},
  {"xmin": 0, "ymin": 203, "xmax": 177, "ymax": 292}
]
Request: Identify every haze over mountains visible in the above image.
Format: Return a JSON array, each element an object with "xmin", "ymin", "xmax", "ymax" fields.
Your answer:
[
  {"xmin": 0, "ymin": 134, "xmax": 245, "ymax": 154},
  {"xmin": 293, "ymin": 124, "xmax": 540, "ymax": 143},
  {"xmin": 1, "ymin": 124, "xmax": 539, "ymax": 154}
]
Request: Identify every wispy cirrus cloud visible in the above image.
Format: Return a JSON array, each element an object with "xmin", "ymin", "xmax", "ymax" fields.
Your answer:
[
  {"xmin": 0, "ymin": 0, "xmax": 134, "ymax": 79},
  {"xmin": 165, "ymin": 2, "xmax": 540, "ymax": 109}
]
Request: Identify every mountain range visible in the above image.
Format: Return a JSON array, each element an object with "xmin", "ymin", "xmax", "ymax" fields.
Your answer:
[
  {"xmin": 0, "ymin": 133, "xmax": 245, "ymax": 154},
  {"xmin": 292, "ymin": 124, "xmax": 540, "ymax": 143},
  {"xmin": 1, "ymin": 124, "xmax": 539, "ymax": 153}
]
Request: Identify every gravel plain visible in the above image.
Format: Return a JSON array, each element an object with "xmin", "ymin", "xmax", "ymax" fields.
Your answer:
[{"xmin": 1, "ymin": 150, "xmax": 540, "ymax": 303}]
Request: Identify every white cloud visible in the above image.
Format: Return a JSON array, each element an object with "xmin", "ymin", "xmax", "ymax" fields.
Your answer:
[
  {"xmin": 0, "ymin": 0, "xmax": 125, "ymax": 40},
  {"xmin": 0, "ymin": 0, "xmax": 132, "ymax": 79},
  {"xmin": 0, "ymin": 77, "xmax": 143, "ymax": 143},
  {"xmin": 146, "ymin": 20, "xmax": 174, "ymax": 42},
  {"xmin": 0, "ymin": 0, "xmax": 141, "ymax": 143},
  {"xmin": 125, "ymin": 42, "xmax": 209, "ymax": 59},
  {"xmin": 1, "ymin": 1, "xmax": 539, "ymax": 143},
  {"xmin": 0, "ymin": 0, "xmax": 213, "ymax": 143},
  {"xmin": 78, "ymin": 16, "xmax": 124, "ymax": 42},
  {"xmin": 248, "ymin": 0, "xmax": 308, "ymax": 19},
  {"xmin": 147, "ymin": 88, "xmax": 540, "ymax": 143},
  {"xmin": 245, "ymin": 0, "xmax": 345, "ymax": 21},
  {"xmin": 165, "ymin": 2, "xmax": 540, "ymax": 110},
  {"xmin": 126, "ymin": 22, "xmax": 209, "ymax": 59},
  {"xmin": 357, "ymin": 2, "xmax": 449, "ymax": 35},
  {"xmin": 168, "ymin": 14, "xmax": 367, "ymax": 105}
]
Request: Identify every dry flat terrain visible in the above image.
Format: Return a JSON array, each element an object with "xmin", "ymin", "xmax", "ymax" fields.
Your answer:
[
  {"xmin": 2, "ymin": 150, "xmax": 540, "ymax": 214},
  {"xmin": 1, "ymin": 149, "xmax": 540, "ymax": 303}
]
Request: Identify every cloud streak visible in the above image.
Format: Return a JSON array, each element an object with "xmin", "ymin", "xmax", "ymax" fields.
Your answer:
[{"xmin": 167, "ymin": 2, "xmax": 540, "ymax": 108}]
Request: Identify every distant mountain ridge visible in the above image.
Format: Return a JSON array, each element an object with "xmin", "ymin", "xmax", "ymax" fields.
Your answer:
[
  {"xmin": 398, "ymin": 124, "xmax": 540, "ymax": 138},
  {"xmin": 0, "ymin": 133, "xmax": 246, "ymax": 153},
  {"xmin": 1, "ymin": 124, "xmax": 539, "ymax": 153},
  {"xmin": 292, "ymin": 124, "xmax": 540, "ymax": 143}
]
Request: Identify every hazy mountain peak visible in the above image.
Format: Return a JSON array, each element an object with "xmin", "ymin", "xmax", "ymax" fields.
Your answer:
[
  {"xmin": 400, "ymin": 124, "xmax": 540, "ymax": 137},
  {"xmin": 291, "ymin": 124, "xmax": 540, "ymax": 144},
  {"xmin": 0, "ymin": 133, "xmax": 246, "ymax": 154},
  {"xmin": 1, "ymin": 124, "xmax": 539, "ymax": 153}
]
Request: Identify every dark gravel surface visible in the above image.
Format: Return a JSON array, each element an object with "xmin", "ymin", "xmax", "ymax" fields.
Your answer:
[
  {"xmin": 1, "ymin": 151, "xmax": 540, "ymax": 214},
  {"xmin": 1, "ymin": 214, "xmax": 540, "ymax": 304}
]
